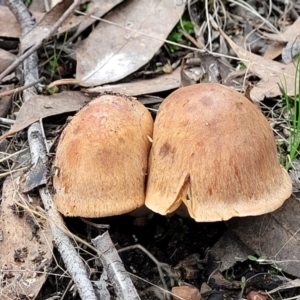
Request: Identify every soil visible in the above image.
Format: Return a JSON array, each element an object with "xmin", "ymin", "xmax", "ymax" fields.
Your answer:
[{"xmin": 36, "ymin": 213, "xmax": 227, "ymax": 299}]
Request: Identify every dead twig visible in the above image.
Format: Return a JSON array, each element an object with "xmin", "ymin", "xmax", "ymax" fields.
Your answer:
[
  {"xmin": 0, "ymin": 77, "xmax": 45, "ymax": 99},
  {"xmin": 92, "ymin": 232, "xmax": 141, "ymax": 300}
]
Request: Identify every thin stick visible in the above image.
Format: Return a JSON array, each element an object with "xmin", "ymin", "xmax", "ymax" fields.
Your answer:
[
  {"xmin": 92, "ymin": 232, "xmax": 141, "ymax": 300},
  {"xmin": 0, "ymin": 77, "xmax": 45, "ymax": 99}
]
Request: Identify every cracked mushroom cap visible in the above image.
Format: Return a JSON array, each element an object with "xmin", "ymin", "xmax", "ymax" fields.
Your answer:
[
  {"xmin": 145, "ymin": 83, "xmax": 292, "ymax": 222},
  {"xmin": 53, "ymin": 94, "xmax": 153, "ymax": 217}
]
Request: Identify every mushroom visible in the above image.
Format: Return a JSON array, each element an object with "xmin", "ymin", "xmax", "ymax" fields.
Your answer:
[
  {"xmin": 53, "ymin": 94, "xmax": 153, "ymax": 217},
  {"xmin": 145, "ymin": 83, "xmax": 292, "ymax": 222}
]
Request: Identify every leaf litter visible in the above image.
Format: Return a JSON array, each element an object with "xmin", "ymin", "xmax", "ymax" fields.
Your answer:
[
  {"xmin": 215, "ymin": 22, "xmax": 297, "ymax": 101},
  {"xmin": 0, "ymin": 174, "xmax": 53, "ymax": 298}
]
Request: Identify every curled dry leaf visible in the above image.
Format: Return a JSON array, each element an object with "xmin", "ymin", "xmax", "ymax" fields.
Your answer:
[
  {"xmin": 262, "ymin": 17, "xmax": 300, "ymax": 43},
  {"xmin": 263, "ymin": 18, "xmax": 300, "ymax": 60},
  {"xmin": 0, "ymin": 174, "xmax": 53, "ymax": 299},
  {"xmin": 220, "ymin": 30, "xmax": 296, "ymax": 101}
]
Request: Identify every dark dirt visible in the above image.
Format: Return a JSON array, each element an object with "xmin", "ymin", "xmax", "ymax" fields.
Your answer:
[
  {"xmin": 36, "ymin": 213, "xmax": 227, "ymax": 299},
  {"xmin": 36, "ymin": 213, "xmax": 300, "ymax": 300}
]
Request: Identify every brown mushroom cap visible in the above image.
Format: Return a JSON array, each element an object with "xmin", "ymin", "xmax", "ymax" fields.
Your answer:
[
  {"xmin": 145, "ymin": 83, "xmax": 292, "ymax": 222},
  {"xmin": 53, "ymin": 94, "xmax": 153, "ymax": 217}
]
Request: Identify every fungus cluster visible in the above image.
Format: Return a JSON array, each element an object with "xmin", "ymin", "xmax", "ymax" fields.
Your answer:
[{"xmin": 53, "ymin": 84, "xmax": 292, "ymax": 221}]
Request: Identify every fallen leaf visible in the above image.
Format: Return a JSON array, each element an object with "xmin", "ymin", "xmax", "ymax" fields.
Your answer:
[
  {"xmin": 0, "ymin": 174, "xmax": 53, "ymax": 299},
  {"xmin": 262, "ymin": 17, "xmax": 300, "ymax": 42},
  {"xmin": 0, "ymin": 6, "xmax": 21, "ymax": 37},
  {"xmin": 210, "ymin": 229, "xmax": 253, "ymax": 272},
  {"xmin": 221, "ymin": 30, "xmax": 296, "ymax": 101},
  {"xmin": 21, "ymin": 0, "xmax": 73, "ymax": 51},
  {"xmin": 76, "ymin": 0, "xmax": 185, "ymax": 86},
  {"xmin": 263, "ymin": 41, "xmax": 284, "ymax": 60},
  {"xmin": 0, "ymin": 6, "xmax": 43, "ymax": 38},
  {"xmin": 0, "ymin": 85, "xmax": 13, "ymax": 117},
  {"xmin": 229, "ymin": 196, "xmax": 300, "ymax": 278},
  {"xmin": 0, "ymin": 91, "xmax": 91, "ymax": 141},
  {"xmin": 85, "ymin": 67, "xmax": 181, "ymax": 96},
  {"xmin": 0, "ymin": 49, "xmax": 16, "ymax": 73},
  {"xmin": 263, "ymin": 18, "xmax": 300, "ymax": 60}
]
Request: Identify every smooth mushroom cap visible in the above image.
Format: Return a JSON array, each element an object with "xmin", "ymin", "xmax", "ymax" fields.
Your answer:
[
  {"xmin": 145, "ymin": 83, "xmax": 292, "ymax": 222},
  {"xmin": 53, "ymin": 95, "xmax": 153, "ymax": 217}
]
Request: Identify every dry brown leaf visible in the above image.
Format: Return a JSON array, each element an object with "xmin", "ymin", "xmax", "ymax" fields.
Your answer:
[
  {"xmin": 263, "ymin": 41, "xmax": 284, "ymax": 60},
  {"xmin": 0, "ymin": 174, "xmax": 53, "ymax": 299},
  {"xmin": 263, "ymin": 17, "xmax": 300, "ymax": 42},
  {"xmin": 0, "ymin": 49, "xmax": 16, "ymax": 73},
  {"xmin": 0, "ymin": 6, "xmax": 22, "ymax": 37},
  {"xmin": 85, "ymin": 67, "xmax": 181, "ymax": 96},
  {"xmin": 263, "ymin": 18, "xmax": 300, "ymax": 60},
  {"xmin": 29, "ymin": 0, "xmax": 47, "ymax": 12},
  {"xmin": 221, "ymin": 31, "xmax": 296, "ymax": 101},
  {"xmin": 0, "ymin": 91, "xmax": 90, "ymax": 141},
  {"xmin": 0, "ymin": 6, "xmax": 43, "ymax": 38},
  {"xmin": 0, "ymin": 85, "xmax": 13, "ymax": 118},
  {"xmin": 229, "ymin": 196, "xmax": 300, "ymax": 278},
  {"xmin": 76, "ymin": 0, "xmax": 185, "ymax": 86}
]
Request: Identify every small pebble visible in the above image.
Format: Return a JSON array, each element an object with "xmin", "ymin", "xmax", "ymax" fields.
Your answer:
[
  {"xmin": 171, "ymin": 285, "xmax": 202, "ymax": 300},
  {"xmin": 247, "ymin": 290, "xmax": 268, "ymax": 300}
]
